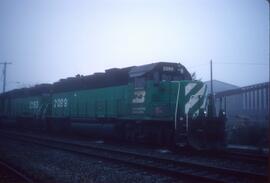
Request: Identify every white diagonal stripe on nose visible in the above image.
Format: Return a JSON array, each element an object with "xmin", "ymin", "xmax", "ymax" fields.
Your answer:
[
  {"xmin": 185, "ymin": 83, "xmax": 197, "ymax": 96},
  {"xmin": 200, "ymin": 85, "xmax": 207, "ymax": 109},
  {"xmin": 185, "ymin": 84, "xmax": 206, "ymax": 114}
]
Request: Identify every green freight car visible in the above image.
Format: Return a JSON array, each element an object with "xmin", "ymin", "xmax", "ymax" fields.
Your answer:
[{"xmin": 0, "ymin": 62, "xmax": 226, "ymax": 149}]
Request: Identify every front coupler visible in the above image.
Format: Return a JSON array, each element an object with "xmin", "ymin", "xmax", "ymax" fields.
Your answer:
[{"xmin": 187, "ymin": 110, "xmax": 226, "ymax": 150}]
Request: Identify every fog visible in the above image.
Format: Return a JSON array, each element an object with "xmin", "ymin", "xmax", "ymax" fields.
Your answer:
[{"xmin": 0, "ymin": 0, "xmax": 268, "ymax": 91}]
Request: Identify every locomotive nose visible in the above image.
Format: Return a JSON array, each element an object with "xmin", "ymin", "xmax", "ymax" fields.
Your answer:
[{"xmin": 170, "ymin": 81, "xmax": 225, "ymax": 150}]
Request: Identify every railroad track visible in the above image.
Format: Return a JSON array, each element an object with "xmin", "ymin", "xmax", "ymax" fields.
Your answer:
[
  {"xmin": 0, "ymin": 160, "xmax": 34, "ymax": 183},
  {"xmin": 180, "ymin": 148, "xmax": 268, "ymax": 165},
  {"xmin": 219, "ymin": 149, "xmax": 268, "ymax": 164},
  {"xmin": 0, "ymin": 130, "xmax": 267, "ymax": 183}
]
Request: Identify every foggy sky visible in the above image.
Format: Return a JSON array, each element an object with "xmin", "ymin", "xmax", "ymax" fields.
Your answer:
[{"xmin": 0, "ymin": 0, "xmax": 269, "ymax": 91}]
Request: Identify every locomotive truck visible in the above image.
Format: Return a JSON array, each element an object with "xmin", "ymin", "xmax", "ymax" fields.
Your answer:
[{"xmin": 0, "ymin": 62, "xmax": 226, "ymax": 149}]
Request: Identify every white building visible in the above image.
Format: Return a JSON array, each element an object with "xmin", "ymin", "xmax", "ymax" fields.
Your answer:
[{"xmin": 204, "ymin": 80, "xmax": 239, "ymax": 94}]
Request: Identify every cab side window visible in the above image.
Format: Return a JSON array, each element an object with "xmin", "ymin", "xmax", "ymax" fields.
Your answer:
[
  {"xmin": 134, "ymin": 77, "xmax": 145, "ymax": 89},
  {"xmin": 153, "ymin": 72, "xmax": 160, "ymax": 84},
  {"xmin": 173, "ymin": 76, "xmax": 180, "ymax": 81},
  {"xmin": 161, "ymin": 74, "xmax": 171, "ymax": 81}
]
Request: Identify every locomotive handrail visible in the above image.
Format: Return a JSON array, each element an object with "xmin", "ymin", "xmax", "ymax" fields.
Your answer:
[
  {"xmin": 35, "ymin": 103, "xmax": 45, "ymax": 119},
  {"xmin": 42, "ymin": 103, "xmax": 49, "ymax": 119},
  {"xmin": 172, "ymin": 81, "xmax": 181, "ymax": 130}
]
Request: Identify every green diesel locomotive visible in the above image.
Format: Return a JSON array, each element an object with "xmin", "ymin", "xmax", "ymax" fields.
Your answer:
[{"xmin": 0, "ymin": 62, "xmax": 225, "ymax": 149}]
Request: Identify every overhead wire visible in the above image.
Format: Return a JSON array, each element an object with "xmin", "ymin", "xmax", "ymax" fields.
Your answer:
[
  {"xmin": 188, "ymin": 62, "xmax": 268, "ymax": 69},
  {"xmin": 214, "ymin": 62, "xmax": 268, "ymax": 66}
]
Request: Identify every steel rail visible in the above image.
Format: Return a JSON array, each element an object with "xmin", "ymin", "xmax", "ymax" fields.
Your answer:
[
  {"xmin": 217, "ymin": 150, "xmax": 267, "ymax": 164},
  {"xmin": 176, "ymin": 148, "xmax": 268, "ymax": 165},
  {"xmin": 0, "ymin": 160, "xmax": 34, "ymax": 183}
]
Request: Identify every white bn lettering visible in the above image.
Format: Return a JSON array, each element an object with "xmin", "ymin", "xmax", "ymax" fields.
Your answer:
[
  {"xmin": 29, "ymin": 101, "xmax": 39, "ymax": 109},
  {"xmin": 53, "ymin": 98, "xmax": 68, "ymax": 108}
]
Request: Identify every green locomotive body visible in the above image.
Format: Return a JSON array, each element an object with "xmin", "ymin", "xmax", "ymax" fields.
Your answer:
[
  {"xmin": 51, "ymin": 85, "xmax": 130, "ymax": 119},
  {"xmin": 11, "ymin": 96, "xmax": 41, "ymax": 117},
  {"xmin": 50, "ymin": 81, "xmax": 205, "ymax": 121},
  {"xmin": 2, "ymin": 95, "xmax": 50, "ymax": 119}
]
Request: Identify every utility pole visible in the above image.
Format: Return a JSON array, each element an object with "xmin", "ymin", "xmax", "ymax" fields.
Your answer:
[
  {"xmin": 0, "ymin": 62, "xmax": 12, "ymax": 93},
  {"xmin": 210, "ymin": 60, "xmax": 213, "ymax": 95},
  {"xmin": 208, "ymin": 60, "xmax": 216, "ymax": 117}
]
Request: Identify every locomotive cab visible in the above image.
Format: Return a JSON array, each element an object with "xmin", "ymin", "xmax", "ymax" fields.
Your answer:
[{"xmin": 128, "ymin": 62, "xmax": 192, "ymax": 118}]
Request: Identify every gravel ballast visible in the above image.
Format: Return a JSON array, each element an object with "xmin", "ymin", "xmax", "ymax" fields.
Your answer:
[{"xmin": 0, "ymin": 138, "xmax": 185, "ymax": 183}]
